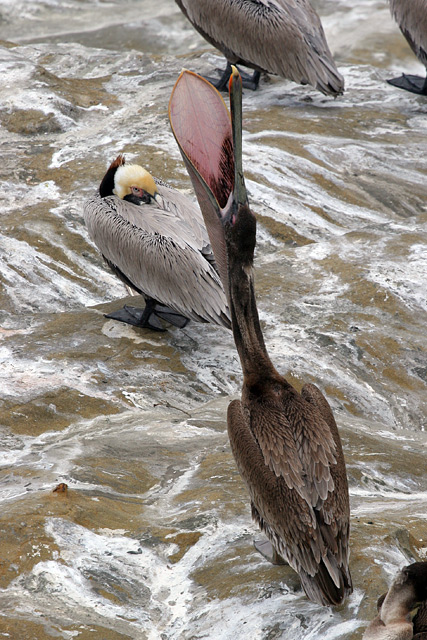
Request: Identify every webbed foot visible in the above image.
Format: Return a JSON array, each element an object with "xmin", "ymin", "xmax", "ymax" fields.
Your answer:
[
  {"xmin": 153, "ymin": 304, "xmax": 190, "ymax": 329},
  {"xmin": 105, "ymin": 305, "xmax": 166, "ymax": 331},
  {"xmin": 387, "ymin": 73, "xmax": 427, "ymax": 95}
]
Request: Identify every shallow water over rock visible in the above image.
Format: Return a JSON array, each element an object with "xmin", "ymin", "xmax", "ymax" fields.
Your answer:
[{"xmin": 0, "ymin": 0, "xmax": 426, "ymax": 638}]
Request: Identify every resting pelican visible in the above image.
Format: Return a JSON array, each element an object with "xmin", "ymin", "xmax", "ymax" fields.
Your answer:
[
  {"xmin": 169, "ymin": 68, "xmax": 352, "ymax": 605},
  {"xmin": 388, "ymin": 0, "xmax": 427, "ymax": 95},
  {"xmin": 174, "ymin": 0, "xmax": 344, "ymax": 95},
  {"xmin": 83, "ymin": 155, "xmax": 231, "ymax": 330},
  {"xmin": 363, "ymin": 562, "xmax": 427, "ymax": 639}
]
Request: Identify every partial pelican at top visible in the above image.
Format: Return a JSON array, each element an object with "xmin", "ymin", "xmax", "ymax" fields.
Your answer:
[
  {"xmin": 388, "ymin": 0, "xmax": 427, "ymax": 95},
  {"xmin": 175, "ymin": 0, "xmax": 344, "ymax": 95}
]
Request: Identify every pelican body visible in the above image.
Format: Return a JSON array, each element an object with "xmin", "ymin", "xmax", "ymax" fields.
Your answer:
[
  {"xmin": 169, "ymin": 69, "xmax": 352, "ymax": 605},
  {"xmin": 388, "ymin": 0, "xmax": 427, "ymax": 94},
  {"xmin": 363, "ymin": 562, "xmax": 427, "ymax": 640},
  {"xmin": 175, "ymin": 0, "xmax": 344, "ymax": 95},
  {"xmin": 83, "ymin": 155, "xmax": 231, "ymax": 331}
]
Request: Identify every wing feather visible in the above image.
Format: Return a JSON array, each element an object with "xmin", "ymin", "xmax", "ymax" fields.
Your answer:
[
  {"xmin": 390, "ymin": 0, "xmax": 427, "ymax": 66},
  {"xmin": 228, "ymin": 399, "xmax": 330, "ymax": 579},
  {"xmin": 228, "ymin": 395, "xmax": 352, "ymax": 604},
  {"xmin": 301, "ymin": 383, "xmax": 352, "ymax": 586},
  {"xmin": 247, "ymin": 389, "xmax": 336, "ymax": 508}
]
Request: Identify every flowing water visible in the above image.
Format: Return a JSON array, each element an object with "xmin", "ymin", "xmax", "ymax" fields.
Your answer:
[{"xmin": 0, "ymin": 0, "xmax": 426, "ymax": 638}]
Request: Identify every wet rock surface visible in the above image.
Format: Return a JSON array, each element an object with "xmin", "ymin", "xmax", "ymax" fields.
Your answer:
[{"xmin": 0, "ymin": 0, "xmax": 426, "ymax": 638}]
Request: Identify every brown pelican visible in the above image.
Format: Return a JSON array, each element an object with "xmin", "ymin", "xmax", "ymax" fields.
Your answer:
[
  {"xmin": 388, "ymin": 0, "xmax": 427, "ymax": 95},
  {"xmin": 169, "ymin": 68, "xmax": 352, "ymax": 605},
  {"xmin": 174, "ymin": 0, "xmax": 344, "ymax": 95},
  {"xmin": 414, "ymin": 599, "xmax": 427, "ymax": 639},
  {"xmin": 363, "ymin": 562, "xmax": 427, "ymax": 639},
  {"xmin": 83, "ymin": 155, "xmax": 231, "ymax": 330}
]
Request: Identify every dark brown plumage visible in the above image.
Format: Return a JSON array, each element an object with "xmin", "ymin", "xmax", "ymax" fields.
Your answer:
[
  {"xmin": 414, "ymin": 599, "xmax": 427, "ymax": 639},
  {"xmin": 169, "ymin": 67, "xmax": 352, "ymax": 606}
]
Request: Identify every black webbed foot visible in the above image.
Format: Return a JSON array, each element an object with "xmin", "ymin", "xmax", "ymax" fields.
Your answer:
[
  {"xmin": 152, "ymin": 304, "xmax": 190, "ymax": 329},
  {"xmin": 239, "ymin": 68, "xmax": 261, "ymax": 91},
  {"xmin": 387, "ymin": 73, "xmax": 427, "ymax": 95},
  {"xmin": 204, "ymin": 61, "xmax": 234, "ymax": 91},
  {"xmin": 105, "ymin": 305, "xmax": 166, "ymax": 331}
]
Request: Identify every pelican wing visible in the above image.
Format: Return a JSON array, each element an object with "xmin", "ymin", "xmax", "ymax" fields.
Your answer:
[
  {"xmin": 228, "ymin": 398, "xmax": 350, "ymax": 605},
  {"xmin": 301, "ymin": 383, "xmax": 351, "ymax": 579},
  {"xmin": 154, "ymin": 180, "xmax": 213, "ymax": 256},
  {"xmin": 83, "ymin": 194, "xmax": 230, "ymax": 327},
  {"xmin": 105, "ymin": 186, "xmax": 206, "ymax": 254},
  {"xmin": 176, "ymin": 0, "xmax": 344, "ymax": 95},
  {"xmin": 248, "ymin": 389, "xmax": 337, "ymax": 508}
]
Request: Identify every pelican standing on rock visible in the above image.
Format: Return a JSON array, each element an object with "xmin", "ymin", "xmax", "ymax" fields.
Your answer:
[
  {"xmin": 83, "ymin": 155, "xmax": 231, "ymax": 331},
  {"xmin": 363, "ymin": 562, "xmax": 427, "ymax": 639},
  {"xmin": 174, "ymin": 0, "xmax": 344, "ymax": 95},
  {"xmin": 388, "ymin": 0, "xmax": 427, "ymax": 95},
  {"xmin": 169, "ymin": 68, "xmax": 352, "ymax": 605}
]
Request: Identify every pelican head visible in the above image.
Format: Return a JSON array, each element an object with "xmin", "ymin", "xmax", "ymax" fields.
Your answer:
[
  {"xmin": 113, "ymin": 163, "xmax": 158, "ymax": 201},
  {"xmin": 363, "ymin": 562, "xmax": 427, "ymax": 639}
]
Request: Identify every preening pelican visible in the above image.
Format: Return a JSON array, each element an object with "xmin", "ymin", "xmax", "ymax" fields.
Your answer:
[
  {"xmin": 174, "ymin": 0, "xmax": 344, "ymax": 95},
  {"xmin": 169, "ymin": 68, "xmax": 352, "ymax": 605},
  {"xmin": 388, "ymin": 0, "xmax": 427, "ymax": 95},
  {"xmin": 83, "ymin": 155, "xmax": 231, "ymax": 331},
  {"xmin": 363, "ymin": 562, "xmax": 427, "ymax": 639}
]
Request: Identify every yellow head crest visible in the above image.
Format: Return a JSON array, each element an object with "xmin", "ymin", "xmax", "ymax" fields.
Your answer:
[{"xmin": 113, "ymin": 164, "xmax": 157, "ymax": 200}]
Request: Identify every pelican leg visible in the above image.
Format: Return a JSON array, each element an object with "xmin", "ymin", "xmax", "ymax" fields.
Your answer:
[
  {"xmin": 205, "ymin": 61, "xmax": 261, "ymax": 92},
  {"xmin": 254, "ymin": 538, "xmax": 287, "ymax": 565},
  {"xmin": 204, "ymin": 61, "xmax": 233, "ymax": 91},
  {"xmin": 105, "ymin": 299, "xmax": 190, "ymax": 331},
  {"xmin": 387, "ymin": 73, "xmax": 427, "ymax": 95},
  {"xmin": 239, "ymin": 68, "xmax": 261, "ymax": 91}
]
